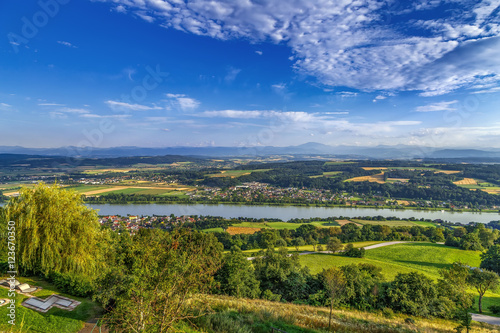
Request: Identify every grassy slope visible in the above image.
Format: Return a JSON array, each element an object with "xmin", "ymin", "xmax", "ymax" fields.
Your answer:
[
  {"xmin": 300, "ymin": 243, "xmax": 500, "ymax": 316},
  {"xmin": 0, "ymin": 277, "xmax": 101, "ymax": 333},
  {"xmin": 197, "ymin": 295, "xmax": 499, "ymax": 333}
]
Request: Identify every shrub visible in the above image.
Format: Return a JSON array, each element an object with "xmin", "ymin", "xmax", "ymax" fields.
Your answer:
[
  {"xmin": 49, "ymin": 272, "xmax": 95, "ymax": 297},
  {"xmin": 489, "ymin": 304, "xmax": 500, "ymax": 314},
  {"xmin": 405, "ymin": 317, "xmax": 415, "ymax": 325},
  {"xmin": 382, "ymin": 307, "xmax": 394, "ymax": 318},
  {"xmin": 262, "ymin": 289, "xmax": 282, "ymax": 302}
]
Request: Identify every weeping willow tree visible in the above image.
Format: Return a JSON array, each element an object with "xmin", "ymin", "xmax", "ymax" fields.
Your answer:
[{"xmin": 6, "ymin": 182, "xmax": 103, "ymax": 277}]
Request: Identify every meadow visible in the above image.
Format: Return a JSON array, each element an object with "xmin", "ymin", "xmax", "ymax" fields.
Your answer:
[{"xmin": 299, "ymin": 242, "xmax": 500, "ymax": 316}]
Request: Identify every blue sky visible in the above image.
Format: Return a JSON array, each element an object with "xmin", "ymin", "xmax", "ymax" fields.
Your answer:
[{"xmin": 1, "ymin": 0, "xmax": 500, "ymax": 149}]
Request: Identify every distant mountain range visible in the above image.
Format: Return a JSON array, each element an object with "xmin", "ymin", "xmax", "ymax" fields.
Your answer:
[{"xmin": 1, "ymin": 143, "xmax": 500, "ymax": 160}]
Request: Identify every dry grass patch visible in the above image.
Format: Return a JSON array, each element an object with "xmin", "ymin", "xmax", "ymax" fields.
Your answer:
[
  {"xmin": 226, "ymin": 227, "xmax": 262, "ymax": 235},
  {"xmin": 200, "ymin": 295, "xmax": 498, "ymax": 333}
]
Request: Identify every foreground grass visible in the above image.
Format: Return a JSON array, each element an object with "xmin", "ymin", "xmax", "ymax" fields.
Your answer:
[
  {"xmin": 0, "ymin": 277, "xmax": 101, "ymax": 333},
  {"xmin": 194, "ymin": 294, "xmax": 499, "ymax": 333}
]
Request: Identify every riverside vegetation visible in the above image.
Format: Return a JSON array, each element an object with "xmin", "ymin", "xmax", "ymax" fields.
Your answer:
[{"xmin": 1, "ymin": 183, "xmax": 500, "ymax": 332}]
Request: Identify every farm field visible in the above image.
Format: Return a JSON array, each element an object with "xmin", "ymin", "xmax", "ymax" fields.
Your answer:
[
  {"xmin": 299, "ymin": 242, "xmax": 500, "ymax": 316},
  {"xmin": 324, "ymin": 161, "xmax": 356, "ymax": 165},
  {"xmin": 208, "ymin": 169, "xmax": 271, "ymax": 178},
  {"xmin": 310, "ymin": 171, "xmax": 343, "ymax": 178},
  {"xmin": 350, "ymin": 219, "xmax": 437, "ymax": 227},
  {"xmin": 226, "ymin": 226, "xmax": 261, "ymax": 235},
  {"xmin": 345, "ymin": 172, "xmax": 385, "ymax": 183}
]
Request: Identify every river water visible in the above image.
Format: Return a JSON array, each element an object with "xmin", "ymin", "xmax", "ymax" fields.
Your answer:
[
  {"xmin": 2, "ymin": 202, "xmax": 498, "ymax": 224},
  {"xmin": 84, "ymin": 203, "xmax": 499, "ymax": 224}
]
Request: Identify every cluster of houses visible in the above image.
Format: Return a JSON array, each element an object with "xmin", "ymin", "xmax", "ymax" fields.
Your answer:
[{"xmin": 99, "ymin": 214, "xmax": 198, "ymax": 233}]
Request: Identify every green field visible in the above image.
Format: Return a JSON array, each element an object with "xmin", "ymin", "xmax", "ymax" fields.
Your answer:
[
  {"xmin": 299, "ymin": 242, "xmax": 500, "ymax": 316},
  {"xmin": 310, "ymin": 171, "xmax": 343, "ymax": 178},
  {"xmin": 242, "ymin": 241, "xmax": 383, "ymax": 257},
  {"xmin": 0, "ymin": 276, "xmax": 101, "ymax": 333},
  {"xmin": 208, "ymin": 169, "xmax": 271, "ymax": 178},
  {"xmin": 351, "ymin": 219, "xmax": 436, "ymax": 227},
  {"xmin": 230, "ymin": 221, "xmax": 339, "ymax": 230},
  {"xmin": 324, "ymin": 161, "xmax": 356, "ymax": 165}
]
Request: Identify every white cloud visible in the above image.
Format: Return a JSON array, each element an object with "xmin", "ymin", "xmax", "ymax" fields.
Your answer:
[
  {"xmin": 105, "ymin": 100, "xmax": 163, "ymax": 111},
  {"xmin": 38, "ymin": 103, "xmax": 65, "ymax": 106},
  {"xmin": 98, "ymin": 0, "xmax": 500, "ymax": 95},
  {"xmin": 255, "ymin": 50, "xmax": 263, "ymax": 55},
  {"xmin": 0, "ymin": 103, "xmax": 12, "ymax": 111},
  {"xmin": 224, "ymin": 67, "xmax": 241, "ymax": 83},
  {"xmin": 415, "ymin": 100, "xmax": 458, "ymax": 112},
  {"xmin": 57, "ymin": 41, "xmax": 77, "ymax": 48},
  {"xmin": 165, "ymin": 93, "xmax": 200, "ymax": 110}
]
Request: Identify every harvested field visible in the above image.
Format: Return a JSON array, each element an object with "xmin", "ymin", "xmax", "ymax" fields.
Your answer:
[
  {"xmin": 335, "ymin": 219, "xmax": 362, "ymax": 227},
  {"xmin": 346, "ymin": 172, "xmax": 385, "ymax": 183},
  {"xmin": 81, "ymin": 186, "xmax": 125, "ymax": 195},
  {"xmin": 361, "ymin": 167, "xmax": 387, "ymax": 170},
  {"xmin": 226, "ymin": 227, "xmax": 261, "ymax": 235},
  {"xmin": 396, "ymin": 200, "xmax": 411, "ymax": 206},
  {"xmin": 454, "ymin": 178, "xmax": 478, "ymax": 185},
  {"xmin": 435, "ymin": 170, "xmax": 461, "ymax": 174}
]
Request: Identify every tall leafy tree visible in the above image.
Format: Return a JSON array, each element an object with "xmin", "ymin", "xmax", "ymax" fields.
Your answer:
[
  {"xmin": 98, "ymin": 228, "xmax": 223, "ymax": 332},
  {"xmin": 214, "ymin": 246, "xmax": 260, "ymax": 298},
  {"xmin": 321, "ymin": 267, "xmax": 346, "ymax": 330},
  {"xmin": 5, "ymin": 183, "xmax": 103, "ymax": 277},
  {"xmin": 467, "ymin": 268, "xmax": 499, "ymax": 313},
  {"xmin": 480, "ymin": 245, "xmax": 500, "ymax": 274}
]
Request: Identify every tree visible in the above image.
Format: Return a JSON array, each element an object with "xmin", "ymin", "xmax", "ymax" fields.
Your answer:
[
  {"xmin": 467, "ymin": 268, "xmax": 499, "ymax": 313},
  {"xmin": 321, "ymin": 267, "xmax": 346, "ymax": 330},
  {"xmin": 259, "ymin": 229, "xmax": 277, "ymax": 249},
  {"xmin": 98, "ymin": 229, "xmax": 223, "ymax": 332},
  {"xmin": 460, "ymin": 232, "xmax": 484, "ymax": 251},
  {"xmin": 326, "ymin": 237, "xmax": 343, "ymax": 253},
  {"xmin": 438, "ymin": 262, "xmax": 474, "ymax": 310},
  {"xmin": 5, "ymin": 183, "xmax": 103, "ymax": 277},
  {"xmin": 292, "ymin": 237, "xmax": 305, "ymax": 252},
  {"xmin": 214, "ymin": 246, "xmax": 260, "ymax": 298},
  {"xmin": 341, "ymin": 264, "xmax": 382, "ymax": 310},
  {"xmin": 480, "ymin": 244, "xmax": 500, "ymax": 274},
  {"xmin": 386, "ymin": 272, "xmax": 438, "ymax": 317}
]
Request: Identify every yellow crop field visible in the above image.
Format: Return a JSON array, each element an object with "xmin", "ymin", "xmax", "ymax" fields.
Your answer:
[
  {"xmin": 346, "ymin": 172, "xmax": 385, "ymax": 183},
  {"xmin": 453, "ymin": 178, "xmax": 478, "ymax": 185},
  {"xmin": 226, "ymin": 227, "xmax": 262, "ymax": 235},
  {"xmin": 435, "ymin": 170, "xmax": 461, "ymax": 174}
]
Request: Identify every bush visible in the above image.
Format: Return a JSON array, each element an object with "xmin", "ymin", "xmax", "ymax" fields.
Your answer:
[
  {"xmin": 382, "ymin": 307, "xmax": 394, "ymax": 318},
  {"xmin": 49, "ymin": 272, "xmax": 95, "ymax": 297},
  {"xmin": 489, "ymin": 305, "xmax": 500, "ymax": 314},
  {"xmin": 262, "ymin": 289, "xmax": 282, "ymax": 302}
]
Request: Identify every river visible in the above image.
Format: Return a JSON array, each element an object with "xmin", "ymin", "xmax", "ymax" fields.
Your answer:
[
  {"xmin": 2, "ymin": 202, "xmax": 498, "ymax": 224},
  {"xmin": 83, "ymin": 204, "xmax": 499, "ymax": 224}
]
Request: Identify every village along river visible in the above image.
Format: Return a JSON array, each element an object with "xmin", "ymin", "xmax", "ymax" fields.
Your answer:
[{"xmin": 83, "ymin": 203, "xmax": 500, "ymax": 224}]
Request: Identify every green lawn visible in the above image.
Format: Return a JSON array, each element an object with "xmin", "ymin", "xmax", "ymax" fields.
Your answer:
[
  {"xmin": 208, "ymin": 169, "xmax": 271, "ymax": 178},
  {"xmin": 0, "ymin": 276, "xmax": 101, "ymax": 333},
  {"xmin": 242, "ymin": 241, "xmax": 383, "ymax": 257},
  {"xmin": 63, "ymin": 185, "xmax": 109, "ymax": 193},
  {"xmin": 351, "ymin": 219, "xmax": 434, "ymax": 227},
  {"xmin": 230, "ymin": 221, "xmax": 339, "ymax": 230}
]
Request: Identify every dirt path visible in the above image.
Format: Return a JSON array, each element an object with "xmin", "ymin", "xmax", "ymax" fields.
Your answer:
[{"xmin": 471, "ymin": 313, "xmax": 500, "ymax": 326}]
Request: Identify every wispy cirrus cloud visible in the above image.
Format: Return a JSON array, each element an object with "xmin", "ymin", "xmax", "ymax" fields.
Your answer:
[
  {"xmin": 415, "ymin": 100, "xmax": 458, "ymax": 112},
  {"xmin": 57, "ymin": 41, "xmax": 77, "ymax": 48},
  {"xmin": 105, "ymin": 100, "xmax": 163, "ymax": 111},
  {"xmin": 96, "ymin": 0, "xmax": 500, "ymax": 95}
]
